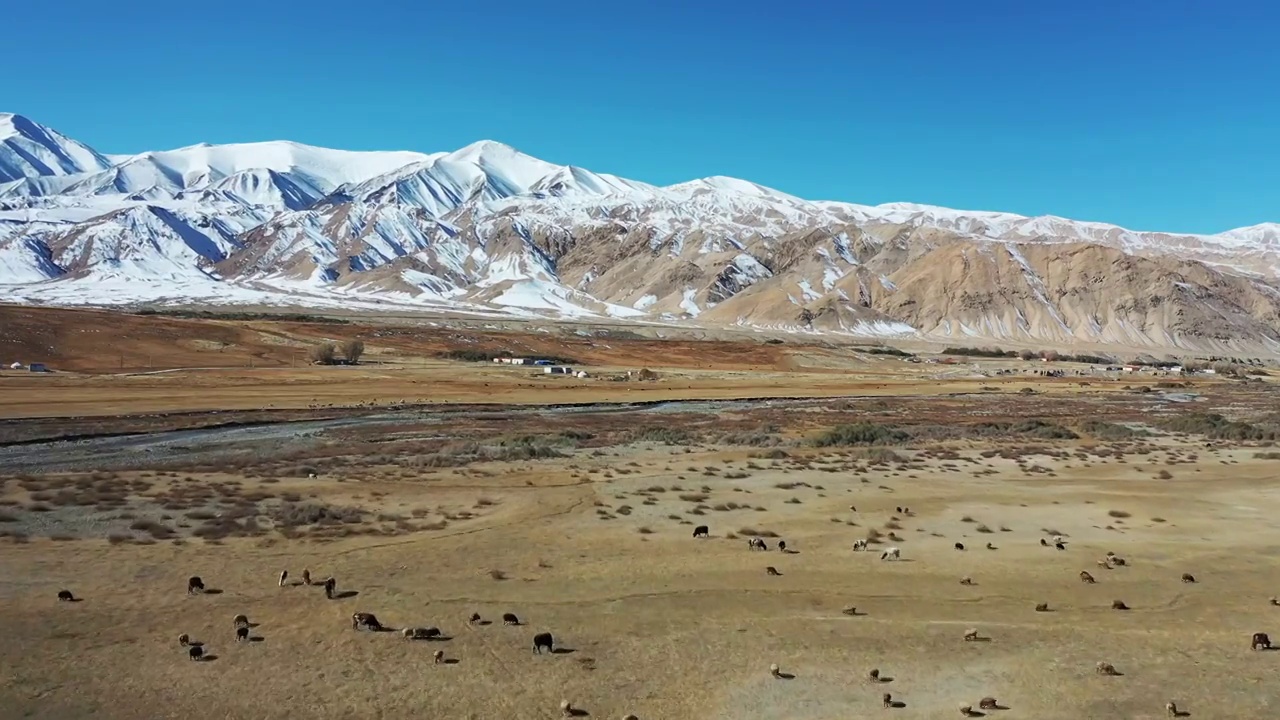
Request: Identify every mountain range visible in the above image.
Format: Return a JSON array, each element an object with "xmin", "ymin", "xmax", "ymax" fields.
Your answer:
[{"xmin": 2, "ymin": 112, "xmax": 1278, "ymax": 353}]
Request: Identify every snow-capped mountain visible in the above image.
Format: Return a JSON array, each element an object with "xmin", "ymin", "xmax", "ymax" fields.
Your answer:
[{"xmin": 2, "ymin": 112, "xmax": 1278, "ymax": 353}]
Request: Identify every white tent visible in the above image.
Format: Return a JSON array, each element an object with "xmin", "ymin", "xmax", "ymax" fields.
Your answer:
[{"xmin": 9, "ymin": 362, "xmax": 24, "ymax": 369}]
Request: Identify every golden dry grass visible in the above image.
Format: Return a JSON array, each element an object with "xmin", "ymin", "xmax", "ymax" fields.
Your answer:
[{"xmin": 3, "ymin": 438, "xmax": 1280, "ymax": 719}]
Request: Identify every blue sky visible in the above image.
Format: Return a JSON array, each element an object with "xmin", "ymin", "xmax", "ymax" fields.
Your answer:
[{"xmin": 7, "ymin": 0, "xmax": 1277, "ymax": 233}]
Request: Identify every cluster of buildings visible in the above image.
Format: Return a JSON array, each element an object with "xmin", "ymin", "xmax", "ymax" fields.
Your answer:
[{"xmin": 492, "ymin": 357, "xmax": 587, "ymax": 378}]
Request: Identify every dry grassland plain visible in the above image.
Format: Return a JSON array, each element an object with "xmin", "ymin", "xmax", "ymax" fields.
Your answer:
[{"xmin": 2, "ymin": 305, "xmax": 1280, "ymax": 720}]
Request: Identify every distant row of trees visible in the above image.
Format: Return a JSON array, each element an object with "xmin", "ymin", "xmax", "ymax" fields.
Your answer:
[{"xmin": 310, "ymin": 340, "xmax": 364, "ymax": 365}]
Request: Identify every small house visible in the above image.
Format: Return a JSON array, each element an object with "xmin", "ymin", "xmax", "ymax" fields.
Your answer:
[{"xmin": 544, "ymin": 366, "xmax": 573, "ymax": 375}]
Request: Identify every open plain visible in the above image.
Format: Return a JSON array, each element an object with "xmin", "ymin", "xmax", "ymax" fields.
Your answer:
[{"xmin": 3, "ymin": 307, "xmax": 1280, "ymax": 719}]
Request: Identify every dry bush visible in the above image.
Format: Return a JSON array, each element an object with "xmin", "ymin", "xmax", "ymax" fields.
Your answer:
[
  {"xmin": 738, "ymin": 527, "xmax": 780, "ymax": 538},
  {"xmin": 271, "ymin": 502, "xmax": 364, "ymax": 527},
  {"xmin": 488, "ymin": 569, "xmax": 508, "ymax": 581},
  {"xmin": 1108, "ymin": 510, "xmax": 1132, "ymax": 519},
  {"xmin": 678, "ymin": 493, "xmax": 709, "ymax": 502}
]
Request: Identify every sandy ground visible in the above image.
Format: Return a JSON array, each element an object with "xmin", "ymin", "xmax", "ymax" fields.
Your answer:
[{"xmin": 3, "ymin": 438, "xmax": 1280, "ymax": 720}]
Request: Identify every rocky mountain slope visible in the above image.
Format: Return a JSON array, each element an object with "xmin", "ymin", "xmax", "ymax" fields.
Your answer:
[{"xmin": 2, "ymin": 112, "xmax": 1278, "ymax": 352}]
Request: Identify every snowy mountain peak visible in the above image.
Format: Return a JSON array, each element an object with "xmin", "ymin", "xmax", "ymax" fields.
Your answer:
[{"xmin": 0, "ymin": 113, "xmax": 113, "ymax": 182}]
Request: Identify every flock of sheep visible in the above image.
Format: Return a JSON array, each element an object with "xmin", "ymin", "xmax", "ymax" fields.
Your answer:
[
  {"xmin": 699, "ymin": 502, "xmax": 1277, "ymax": 717},
  {"xmin": 54, "ymin": 567, "xmax": 618, "ymax": 718},
  {"xmin": 48, "ymin": 499, "xmax": 1278, "ymax": 717}
]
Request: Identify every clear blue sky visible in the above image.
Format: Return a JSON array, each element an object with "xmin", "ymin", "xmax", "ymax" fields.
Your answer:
[{"xmin": 7, "ymin": 0, "xmax": 1277, "ymax": 233}]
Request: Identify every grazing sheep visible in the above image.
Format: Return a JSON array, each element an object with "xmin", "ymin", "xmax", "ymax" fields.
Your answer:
[
  {"xmin": 1271, "ymin": 597, "xmax": 1280, "ymax": 607},
  {"xmin": 560, "ymin": 700, "xmax": 574, "ymax": 717},
  {"xmin": 895, "ymin": 506, "xmax": 902, "ymax": 513},
  {"xmin": 881, "ymin": 547, "xmax": 901, "ymax": 561},
  {"xmin": 765, "ymin": 566, "xmax": 781, "ymax": 576},
  {"xmin": 421, "ymin": 627, "xmax": 442, "ymax": 639},
  {"xmin": 1097, "ymin": 558, "xmax": 1112, "ymax": 569},
  {"xmin": 278, "ymin": 570, "xmax": 288, "ymax": 587},
  {"xmin": 852, "ymin": 539, "xmax": 868, "ymax": 552},
  {"xmin": 882, "ymin": 693, "xmax": 893, "ymax": 708},
  {"xmin": 1096, "ymin": 661, "xmax": 1119, "ymax": 675},
  {"xmin": 188, "ymin": 645, "xmax": 204, "ymax": 661},
  {"xmin": 692, "ymin": 525, "xmax": 709, "ymax": 538},
  {"xmin": 533, "ymin": 632, "xmax": 555, "ymax": 654},
  {"xmin": 187, "ymin": 576, "xmax": 204, "ymax": 594},
  {"xmin": 324, "ymin": 577, "xmax": 337, "ymax": 599},
  {"xmin": 963, "ymin": 628, "xmax": 980, "ymax": 641},
  {"xmin": 979, "ymin": 697, "xmax": 998, "ymax": 710},
  {"xmin": 960, "ymin": 576, "xmax": 974, "ymax": 586},
  {"xmin": 1040, "ymin": 538, "xmax": 1048, "ymax": 547},
  {"xmin": 402, "ymin": 628, "xmax": 417, "ymax": 640},
  {"xmin": 1035, "ymin": 603, "xmax": 1050, "ymax": 612},
  {"xmin": 1181, "ymin": 573, "xmax": 1196, "ymax": 584},
  {"xmin": 1252, "ymin": 632, "xmax": 1272, "ymax": 650},
  {"xmin": 842, "ymin": 606, "xmax": 859, "ymax": 616},
  {"xmin": 1054, "ymin": 542, "xmax": 1066, "ymax": 551},
  {"xmin": 1166, "ymin": 701, "xmax": 1178, "ymax": 717},
  {"xmin": 468, "ymin": 612, "xmax": 482, "ymax": 624},
  {"xmin": 868, "ymin": 668, "xmax": 880, "ymax": 681},
  {"xmin": 1053, "ymin": 535, "xmax": 1065, "ymax": 544},
  {"xmin": 1111, "ymin": 556, "xmax": 1127, "ymax": 566},
  {"xmin": 178, "ymin": 633, "xmax": 190, "ymax": 647},
  {"xmin": 301, "ymin": 569, "xmax": 312, "ymax": 586},
  {"xmin": 352, "ymin": 612, "xmax": 382, "ymax": 631},
  {"xmin": 769, "ymin": 663, "xmax": 782, "ymax": 678},
  {"xmin": 57, "ymin": 590, "xmax": 75, "ymax": 602},
  {"xmin": 1111, "ymin": 600, "xmax": 1129, "ymax": 610},
  {"xmin": 960, "ymin": 705, "xmax": 976, "ymax": 717},
  {"xmin": 985, "ymin": 542, "xmax": 996, "ymax": 550},
  {"xmin": 1079, "ymin": 571, "xmax": 1096, "ymax": 584},
  {"xmin": 778, "ymin": 540, "xmax": 787, "ymax": 552},
  {"xmin": 887, "ymin": 532, "xmax": 902, "ymax": 542},
  {"xmin": 954, "ymin": 542, "xmax": 965, "ymax": 551},
  {"xmin": 233, "ymin": 614, "xmax": 249, "ymax": 628},
  {"xmin": 236, "ymin": 626, "xmax": 249, "ymax": 642},
  {"xmin": 903, "ymin": 507, "xmax": 911, "ymax": 515},
  {"xmin": 503, "ymin": 613, "xmax": 520, "ymax": 626},
  {"xmin": 849, "ymin": 505, "xmax": 857, "ymax": 512},
  {"xmin": 749, "ymin": 538, "xmax": 768, "ymax": 551},
  {"xmin": 433, "ymin": 650, "xmax": 445, "ymax": 664}
]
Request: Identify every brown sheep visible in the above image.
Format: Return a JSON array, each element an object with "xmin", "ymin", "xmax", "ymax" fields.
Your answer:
[
  {"xmin": 1035, "ymin": 602, "xmax": 1050, "ymax": 612},
  {"xmin": 1166, "ymin": 701, "xmax": 1178, "ymax": 717},
  {"xmin": 235, "ymin": 626, "xmax": 249, "ymax": 642},
  {"xmin": 867, "ymin": 668, "xmax": 880, "ymax": 681},
  {"xmin": 57, "ymin": 590, "xmax": 75, "ymax": 602},
  {"xmin": 1271, "ymin": 596, "xmax": 1279, "ymax": 607},
  {"xmin": 1079, "ymin": 571, "xmax": 1096, "ymax": 584},
  {"xmin": 1251, "ymin": 632, "xmax": 1272, "ymax": 650},
  {"xmin": 188, "ymin": 645, "xmax": 204, "ymax": 661},
  {"xmin": 978, "ymin": 697, "xmax": 998, "ymax": 710},
  {"xmin": 765, "ymin": 566, "xmax": 781, "ymax": 576},
  {"xmin": 963, "ymin": 628, "xmax": 980, "ymax": 642},
  {"xmin": 468, "ymin": 612, "xmax": 482, "ymax": 624},
  {"xmin": 882, "ymin": 693, "xmax": 894, "ymax": 708},
  {"xmin": 433, "ymin": 650, "xmax": 445, "ymax": 664},
  {"xmin": 1181, "ymin": 573, "xmax": 1196, "ymax": 584},
  {"xmin": 1111, "ymin": 600, "xmax": 1129, "ymax": 610},
  {"xmin": 324, "ymin": 577, "xmax": 337, "ymax": 599},
  {"xmin": 959, "ymin": 576, "xmax": 974, "ymax": 586},
  {"xmin": 1096, "ymin": 661, "xmax": 1119, "ymax": 675},
  {"xmin": 301, "ymin": 569, "xmax": 312, "ymax": 586},
  {"xmin": 177, "ymin": 633, "xmax": 190, "ymax": 647}
]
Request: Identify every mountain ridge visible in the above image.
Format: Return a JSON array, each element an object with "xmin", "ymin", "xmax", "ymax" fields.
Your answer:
[{"xmin": 1, "ymin": 112, "xmax": 1277, "ymax": 354}]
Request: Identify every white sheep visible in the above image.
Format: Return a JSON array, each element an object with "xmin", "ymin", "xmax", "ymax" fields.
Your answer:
[{"xmin": 880, "ymin": 547, "xmax": 901, "ymax": 561}]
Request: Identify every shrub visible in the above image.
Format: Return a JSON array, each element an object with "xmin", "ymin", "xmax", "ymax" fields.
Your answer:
[
  {"xmin": 813, "ymin": 423, "xmax": 908, "ymax": 447},
  {"xmin": 340, "ymin": 339, "xmax": 365, "ymax": 364},
  {"xmin": 309, "ymin": 342, "xmax": 337, "ymax": 365},
  {"xmin": 1108, "ymin": 510, "xmax": 1131, "ymax": 518}
]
